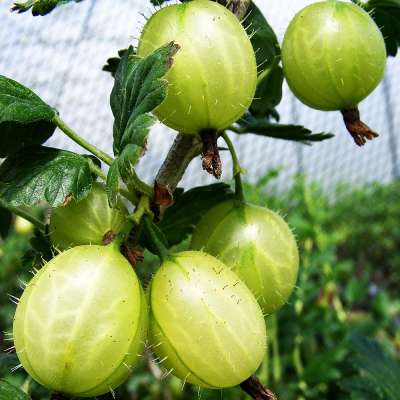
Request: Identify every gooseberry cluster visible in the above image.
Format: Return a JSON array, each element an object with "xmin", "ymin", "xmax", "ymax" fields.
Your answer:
[{"xmin": 9, "ymin": 0, "xmax": 387, "ymax": 398}]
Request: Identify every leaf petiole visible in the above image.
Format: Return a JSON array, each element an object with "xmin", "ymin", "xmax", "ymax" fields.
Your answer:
[
  {"xmin": 222, "ymin": 131, "xmax": 245, "ymax": 202},
  {"xmin": 53, "ymin": 115, "xmax": 114, "ymax": 166}
]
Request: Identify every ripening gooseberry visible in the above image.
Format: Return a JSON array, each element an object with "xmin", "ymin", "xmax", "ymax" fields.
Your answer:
[
  {"xmin": 149, "ymin": 251, "xmax": 266, "ymax": 388},
  {"xmin": 13, "ymin": 244, "xmax": 148, "ymax": 397},
  {"xmin": 137, "ymin": 0, "xmax": 257, "ymax": 134},
  {"xmin": 281, "ymin": 1, "xmax": 387, "ymax": 145},
  {"xmin": 281, "ymin": 0, "xmax": 386, "ymax": 111},
  {"xmin": 191, "ymin": 200, "xmax": 299, "ymax": 315},
  {"xmin": 14, "ymin": 216, "xmax": 34, "ymax": 235},
  {"xmin": 49, "ymin": 182, "xmax": 127, "ymax": 250}
]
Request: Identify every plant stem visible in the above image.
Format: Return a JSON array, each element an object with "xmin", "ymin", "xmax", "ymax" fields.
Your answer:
[
  {"xmin": 130, "ymin": 170, "xmax": 154, "ymax": 198},
  {"xmin": 143, "ymin": 215, "xmax": 169, "ymax": 262},
  {"xmin": 87, "ymin": 159, "xmax": 138, "ymax": 204},
  {"xmin": 222, "ymin": 131, "xmax": 245, "ymax": 201},
  {"xmin": 0, "ymin": 200, "xmax": 46, "ymax": 232},
  {"xmin": 53, "ymin": 115, "xmax": 114, "ymax": 166},
  {"xmin": 129, "ymin": 196, "xmax": 152, "ymax": 225}
]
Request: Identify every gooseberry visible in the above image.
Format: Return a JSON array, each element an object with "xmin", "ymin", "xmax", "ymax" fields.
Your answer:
[
  {"xmin": 14, "ymin": 216, "xmax": 34, "ymax": 235},
  {"xmin": 13, "ymin": 244, "xmax": 148, "ymax": 397},
  {"xmin": 49, "ymin": 182, "xmax": 128, "ymax": 250},
  {"xmin": 281, "ymin": 0, "xmax": 386, "ymax": 112},
  {"xmin": 149, "ymin": 251, "xmax": 266, "ymax": 388},
  {"xmin": 137, "ymin": 0, "xmax": 257, "ymax": 134},
  {"xmin": 191, "ymin": 200, "xmax": 299, "ymax": 315}
]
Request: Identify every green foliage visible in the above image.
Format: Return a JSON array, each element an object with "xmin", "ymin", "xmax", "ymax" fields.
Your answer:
[
  {"xmin": 341, "ymin": 335, "xmax": 400, "ymax": 399},
  {"xmin": 0, "ymin": 146, "xmax": 93, "ymax": 207},
  {"xmin": 11, "ymin": 0, "xmax": 84, "ymax": 16},
  {"xmin": 0, "ymin": 380, "xmax": 29, "ymax": 400},
  {"xmin": 354, "ymin": 0, "xmax": 400, "ymax": 56},
  {"xmin": 247, "ymin": 2, "xmax": 283, "ymax": 120},
  {"xmin": 103, "ymin": 48, "xmax": 129, "ymax": 78},
  {"xmin": 234, "ymin": 114, "xmax": 334, "ymax": 144},
  {"xmin": 0, "ymin": 75, "xmax": 56, "ymax": 157},
  {"xmin": 107, "ymin": 43, "xmax": 179, "ymax": 204},
  {"xmin": 159, "ymin": 183, "xmax": 235, "ymax": 245},
  {"xmin": 0, "ymin": 207, "xmax": 12, "ymax": 239}
]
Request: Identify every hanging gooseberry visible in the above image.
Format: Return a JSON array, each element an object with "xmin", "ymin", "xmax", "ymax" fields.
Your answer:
[
  {"xmin": 13, "ymin": 244, "xmax": 148, "ymax": 397},
  {"xmin": 137, "ymin": 0, "xmax": 257, "ymax": 134},
  {"xmin": 281, "ymin": 0, "xmax": 387, "ymax": 145},
  {"xmin": 149, "ymin": 251, "xmax": 266, "ymax": 388},
  {"xmin": 191, "ymin": 200, "xmax": 299, "ymax": 315}
]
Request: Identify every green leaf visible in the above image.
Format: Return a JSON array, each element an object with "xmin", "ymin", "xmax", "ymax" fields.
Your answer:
[
  {"xmin": 111, "ymin": 43, "xmax": 179, "ymax": 156},
  {"xmin": 106, "ymin": 159, "xmax": 121, "ymax": 208},
  {"xmin": 159, "ymin": 183, "xmax": 235, "ymax": 246},
  {"xmin": 11, "ymin": 0, "xmax": 84, "ymax": 16},
  {"xmin": 340, "ymin": 335, "xmax": 400, "ymax": 400},
  {"xmin": 0, "ymin": 354, "xmax": 18, "ymax": 376},
  {"xmin": 0, "ymin": 146, "xmax": 93, "ymax": 207},
  {"xmin": 252, "ymin": 66, "xmax": 284, "ymax": 121},
  {"xmin": 234, "ymin": 115, "xmax": 334, "ymax": 145},
  {"xmin": 0, "ymin": 380, "xmax": 29, "ymax": 400},
  {"xmin": 141, "ymin": 217, "xmax": 170, "ymax": 257},
  {"xmin": 246, "ymin": 3, "xmax": 283, "ymax": 120},
  {"xmin": 0, "ymin": 75, "xmax": 57, "ymax": 157},
  {"xmin": 348, "ymin": 335, "xmax": 400, "ymax": 400},
  {"xmin": 0, "ymin": 207, "xmax": 12, "ymax": 239},
  {"xmin": 108, "ymin": 43, "xmax": 178, "ymax": 199},
  {"xmin": 103, "ymin": 48, "xmax": 129, "ymax": 78},
  {"xmin": 341, "ymin": 377, "xmax": 383, "ymax": 400},
  {"xmin": 353, "ymin": 0, "xmax": 400, "ymax": 57}
]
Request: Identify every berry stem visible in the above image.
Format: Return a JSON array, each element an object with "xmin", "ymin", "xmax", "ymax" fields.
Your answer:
[
  {"xmin": 240, "ymin": 375, "xmax": 278, "ymax": 400},
  {"xmin": 53, "ymin": 115, "xmax": 114, "ymax": 166},
  {"xmin": 0, "ymin": 199, "xmax": 46, "ymax": 232},
  {"xmin": 200, "ymin": 129, "xmax": 222, "ymax": 179},
  {"xmin": 222, "ymin": 131, "xmax": 245, "ymax": 202},
  {"xmin": 340, "ymin": 107, "xmax": 379, "ymax": 146},
  {"xmin": 143, "ymin": 215, "xmax": 169, "ymax": 262},
  {"xmin": 130, "ymin": 195, "xmax": 152, "ymax": 225}
]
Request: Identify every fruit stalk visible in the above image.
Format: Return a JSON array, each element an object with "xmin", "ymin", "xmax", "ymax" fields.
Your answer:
[
  {"xmin": 240, "ymin": 375, "xmax": 278, "ymax": 400},
  {"xmin": 222, "ymin": 131, "xmax": 244, "ymax": 201},
  {"xmin": 340, "ymin": 107, "xmax": 379, "ymax": 146},
  {"xmin": 200, "ymin": 129, "xmax": 222, "ymax": 179}
]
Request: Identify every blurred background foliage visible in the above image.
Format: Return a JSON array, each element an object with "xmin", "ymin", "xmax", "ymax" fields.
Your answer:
[{"xmin": 1, "ymin": 173, "xmax": 399, "ymax": 400}]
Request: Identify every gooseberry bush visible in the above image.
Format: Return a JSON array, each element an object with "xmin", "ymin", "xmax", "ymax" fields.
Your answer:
[{"xmin": 0, "ymin": 0, "xmax": 399, "ymax": 399}]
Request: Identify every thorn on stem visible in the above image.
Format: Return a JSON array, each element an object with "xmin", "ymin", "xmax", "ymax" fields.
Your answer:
[
  {"xmin": 240, "ymin": 375, "xmax": 278, "ymax": 400},
  {"xmin": 341, "ymin": 107, "xmax": 379, "ymax": 146},
  {"xmin": 200, "ymin": 130, "xmax": 222, "ymax": 179}
]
